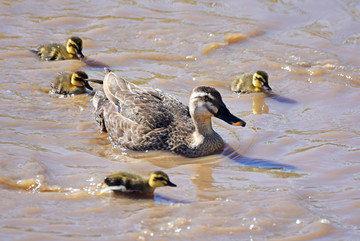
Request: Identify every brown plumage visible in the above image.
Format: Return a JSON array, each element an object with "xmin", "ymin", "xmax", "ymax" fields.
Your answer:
[{"xmin": 93, "ymin": 69, "xmax": 246, "ymax": 157}]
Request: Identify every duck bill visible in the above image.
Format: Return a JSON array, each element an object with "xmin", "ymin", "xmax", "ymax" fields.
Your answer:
[
  {"xmin": 166, "ymin": 180, "xmax": 177, "ymax": 187},
  {"xmin": 84, "ymin": 81, "xmax": 93, "ymax": 91},
  {"xmin": 215, "ymin": 105, "xmax": 246, "ymax": 127},
  {"xmin": 77, "ymin": 50, "xmax": 85, "ymax": 59},
  {"xmin": 88, "ymin": 79, "xmax": 104, "ymax": 84},
  {"xmin": 264, "ymin": 83, "xmax": 272, "ymax": 91}
]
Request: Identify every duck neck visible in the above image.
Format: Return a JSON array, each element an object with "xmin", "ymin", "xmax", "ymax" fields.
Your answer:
[
  {"xmin": 193, "ymin": 115, "xmax": 213, "ymax": 135},
  {"xmin": 145, "ymin": 179, "xmax": 155, "ymax": 193},
  {"xmin": 190, "ymin": 115, "xmax": 223, "ymax": 151}
]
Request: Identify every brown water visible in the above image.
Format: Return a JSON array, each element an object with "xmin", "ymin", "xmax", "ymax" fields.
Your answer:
[{"xmin": 1, "ymin": 0, "xmax": 360, "ymax": 240}]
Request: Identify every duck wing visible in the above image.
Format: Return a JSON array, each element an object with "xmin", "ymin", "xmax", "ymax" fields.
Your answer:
[
  {"xmin": 95, "ymin": 71, "xmax": 191, "ymax": 151},
  {"xmin": 103, "ymin": 71, "xmax": 161, "ymax": 104},
  {"xmin": 103, "ymin": 72, "xmax": 177, "ymax": 128}
]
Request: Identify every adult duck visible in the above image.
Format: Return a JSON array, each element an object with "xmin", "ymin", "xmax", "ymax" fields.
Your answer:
[{"xmin": 93, "ymin": 69, "xmax": 246, "ymax": 157}]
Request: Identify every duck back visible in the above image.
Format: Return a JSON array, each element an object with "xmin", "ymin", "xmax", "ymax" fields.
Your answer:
[{"xmin": 94, "ymin": 72, "xmax": 194, "ymax": 153}]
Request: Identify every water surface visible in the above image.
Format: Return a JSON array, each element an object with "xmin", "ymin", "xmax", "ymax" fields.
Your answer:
[{"xmin": 1, "ymin": 0, "xmax": 360, "ymax": 240}]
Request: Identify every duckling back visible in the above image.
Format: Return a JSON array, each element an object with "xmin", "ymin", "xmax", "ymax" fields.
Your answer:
[
  {"xmin": 231, "ymin": 72, "xmax": 256, "ymax": 93},
  {"xmin": 32, "ymin": 43, "xmax": 73, "ymax": 61}
]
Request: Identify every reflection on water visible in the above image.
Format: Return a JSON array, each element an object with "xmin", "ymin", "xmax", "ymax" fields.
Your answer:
[
  {"xmin": 82, "ymin": 57, "xmax": 110, "ymax": 69},
  {"xmin": 191, "ymin": 162, "xmax": 217, "ymax": 200},
  {"xmin": 266, "ymin": 92, "xmax": 298, "ymax": 104},
  {"xmin": 252, "ymin": 93, "xmax": 269, "ymax": 114},
  {"xmin": 238, "ymin": 91, "xmax": 297, "ymax": 116},
  {"xmin": 222, "ymin": 145, "xmax": 297, "ymax": 171}
]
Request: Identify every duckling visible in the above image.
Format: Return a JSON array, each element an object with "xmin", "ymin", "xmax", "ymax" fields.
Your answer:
[
  {"xmin": 51, "ymin": 71, "xmax": 93, "ymax": 95},
  {"xmin": 104, "ymin": 170, "xmax": 177, "ymax": 194},
  {"xmin": 31, "ymin": 36, "xmax": 84, "ymax": 61},
  {"xmin": 231, "ymin": 70, "xmax": 272, "ymax": 93},
  {"xmin": 93, "ymin": 69, "xmax": 246, "ymax": 158}
]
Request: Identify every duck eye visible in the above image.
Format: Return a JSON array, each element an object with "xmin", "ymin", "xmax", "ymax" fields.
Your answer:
[
  {"xmin": 69, "ymin": 43, "xmax": 77, "ymax": 49},
  {"xmin": 154, "ymin": 176, "xmax": 166, "ymax": 182},
  {"xmin": 257, "ymin": 77, "xmax": 265, "ymax": 83},
  {"xmin": 75, "ymin": 77, "xmax": 85, "ymax": 83},
  {"xmin": 204, "ymin": 96, "xmax": 210, "ymax": 102}
]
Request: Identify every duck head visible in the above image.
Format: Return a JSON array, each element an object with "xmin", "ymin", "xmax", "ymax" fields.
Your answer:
[
  {"xmin": 148, "ymin": 171, "xmax": 177, "ymax": 188},
  {"xmin": 252, "ymin": 70, "xmax": 272, "ymax": 91},
  {"xmin": 71, "ymin": 71, "xmax": 93, "ymax": 90},
  {"xmin": 189, "ymin": 86, "xmax": 246, "ymax": 128},
  {"xmin": 66, "ymin": 36, "xmax": 84, "ymax": 59}
]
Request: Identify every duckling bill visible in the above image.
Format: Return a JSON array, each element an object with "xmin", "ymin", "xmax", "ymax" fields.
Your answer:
[
  {"xmin": 231, "ymin": 70, "xmax": 272, "ymax": 93},
  {"xmin": 31, "ymin": 36, "xmax": 84, "ymax": 61},
  {"xmin": 104, "ymin": 171, "xmax": 176, "ymax": 194},
  {"xmin": 51, "ymin": 71, "xmax": 93, "ymax": 95}
]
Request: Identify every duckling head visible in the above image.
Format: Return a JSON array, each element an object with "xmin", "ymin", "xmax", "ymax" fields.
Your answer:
[
  {"xmin": 66, "ymin": 36, "xmax": 84, "ymax": 59},
  {"xmin": 148, "ymin": 171, "xmax": 177, "ymax": 188},
  {"xmin": 252, "ymin": 70, "xmax": 272, "ymax": 91},
  {"xmin": 189, "ymin": 86, "xmax": 246, "ymax": 128},
  {"xmin": 71, "ymin": 71, "xmax": 93, "ymax": 90}
]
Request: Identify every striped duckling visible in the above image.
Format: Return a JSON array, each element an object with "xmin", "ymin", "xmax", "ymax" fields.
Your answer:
[
  {"xmin": 104, "ymin": 170, "xmax": 177, "ymax": 194},
  {"xmin": 51, "ymin": 71, "xmax": 95, "ymax": 95},
  {"xmin": 31, "ymin": 36, "xmax": 84, "ymax": 61},
  {"xmin": 231, "ymin": 70, "xmax": 272, "ymax": 93}
]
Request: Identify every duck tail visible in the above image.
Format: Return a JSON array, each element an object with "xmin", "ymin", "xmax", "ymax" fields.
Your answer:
[
  {"xmin": 103, "ymin": 70, "xmax": 130, "ymax": 104},
  {"xmin": 92, "ymin": 90, "xmax": 108, "ymax": 132}
]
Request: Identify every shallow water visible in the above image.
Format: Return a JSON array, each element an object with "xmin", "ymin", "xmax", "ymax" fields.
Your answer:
[{"xmin": 1, "ymin": 0, "xmax": 360, "ymax": 240}]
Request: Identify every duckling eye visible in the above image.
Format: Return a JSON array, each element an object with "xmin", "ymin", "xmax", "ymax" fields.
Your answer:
[
  {"xmin": 204, "ymin": 96, "xmax": 210, "ymax": 102},
  {"xmin": 68, "ymin": 43, "xmax": 79, "ymax": 50},
  {"xmin": 74, "ymin": 77, "xmax": 86, "ymax": 84},
  {"xmin": 256, "ymin": 77, "xmax": 265, "ymax": 84},
  {"xmin": 154, "ymin": 176, "xmax": 166, "ymax": 182}
]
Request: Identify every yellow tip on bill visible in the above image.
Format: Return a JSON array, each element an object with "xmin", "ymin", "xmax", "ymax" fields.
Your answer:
[{"xmin": 232, "ymin": 121, "xmax": 246, "ymax": 127}]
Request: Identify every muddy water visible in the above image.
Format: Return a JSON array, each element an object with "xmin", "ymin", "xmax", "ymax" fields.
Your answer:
[{"xmin": 1, "ymin": 0, "xmax": 360, "ymax": 240}]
